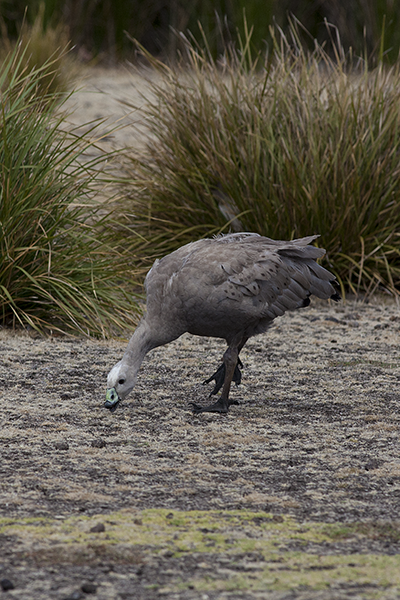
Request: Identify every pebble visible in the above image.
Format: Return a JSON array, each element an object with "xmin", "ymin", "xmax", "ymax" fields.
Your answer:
[
  {"xmin": 81, "ymin": 582, "xmax": 97, "ymax": 594},
  {"xmin": 90, "ymin": 522, "xmax": 105, "ymax": 533},
  {"xmin": 54, "ymin": 441, "xmax": 69, "ymax": 451},
  {"xmin": 1, "ymin": 579, "xmax": 14, "ymax": 591}
]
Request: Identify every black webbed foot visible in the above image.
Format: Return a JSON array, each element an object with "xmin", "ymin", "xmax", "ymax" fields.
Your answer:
[
  {"xmin": 190, "ymin": 399, "xmax": 239, "ymax": 414},
  {"xmin": 203, "ymin": 358, "xmax": 243, "ymax": 396}
]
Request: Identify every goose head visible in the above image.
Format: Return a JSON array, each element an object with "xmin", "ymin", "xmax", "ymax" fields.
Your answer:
[{"xmin": 105, "ymin": 361, "xmax": 137, "ymax": 411}]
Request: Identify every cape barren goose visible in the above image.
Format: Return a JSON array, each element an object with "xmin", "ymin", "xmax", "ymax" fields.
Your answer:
[{"xmin": 105, "ymin": 233, "xmax": 340, "ymax": 414}]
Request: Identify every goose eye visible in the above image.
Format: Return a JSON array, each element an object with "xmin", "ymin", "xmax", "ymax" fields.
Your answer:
[{"xmin": 118, "ymin": 378, "xmax": 125, "ymax": 385}]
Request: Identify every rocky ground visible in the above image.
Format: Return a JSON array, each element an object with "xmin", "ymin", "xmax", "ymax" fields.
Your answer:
[{"xmin": 1, "ymin": 68, "xmax": 400, "ymax": 599}]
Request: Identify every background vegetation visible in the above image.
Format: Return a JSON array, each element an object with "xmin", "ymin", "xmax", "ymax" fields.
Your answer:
[
  {"xmin": 0, "ymin": 46, "xmax": 140, "ymax": 336},
  {"xmin": 1, "ymin": 2, "xmax": 400, "ymax": 336},
  {"xmin": 1, "ymin": 0, "xmax": 400, "ymax": 63}
]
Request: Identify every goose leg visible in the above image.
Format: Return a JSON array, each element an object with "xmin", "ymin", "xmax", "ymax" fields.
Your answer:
[
  {"xmin": 203, "ymin": 358, "xmax": 243, "ymax": 396},
  {"xmin": 192, "ymin": 346, "xmax": 239, "ymax": 414}
]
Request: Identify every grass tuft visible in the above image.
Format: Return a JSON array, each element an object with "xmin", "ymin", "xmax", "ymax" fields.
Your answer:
[
  {"xmin": 0, "ymin": 3, "xmax": 78, "ymax": 97},
  {"xmin": 0, "ymin": 44, "xmax": 140, "ymax": 337},
  {"xmin": 116, "ymin": 23, "xmax": 400, "ymax": 296}
]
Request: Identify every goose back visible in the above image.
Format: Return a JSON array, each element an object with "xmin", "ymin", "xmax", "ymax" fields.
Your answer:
[{"xmin": 143, "ymin": 233, "xmax": 338, "ymax": 344}]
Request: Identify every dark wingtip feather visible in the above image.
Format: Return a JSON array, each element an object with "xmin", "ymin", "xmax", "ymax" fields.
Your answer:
[{"xmin": 331, "ymin": 292, "xmax": 341, "ymax": 302}]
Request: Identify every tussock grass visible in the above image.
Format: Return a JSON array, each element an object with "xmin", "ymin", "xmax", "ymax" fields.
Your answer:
[
  {"xmin": 117, "ymin": 25, "xmax": 400, "ymax": 296},
  {"xmin": 0, "ymin": 46, "xmax": 140, "ymax": 336},
  {"xmin": 0, "ymin": 3, "xmax": 78, "ymax": 97}
]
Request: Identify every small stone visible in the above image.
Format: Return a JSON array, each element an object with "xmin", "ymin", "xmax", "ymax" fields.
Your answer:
[
  {"xmin": 54, "ymin": 441, "xmax": 69, "ymax": 451},
  {"xmin": 91, "ymin": 439, "xmax": 106, "ymax": 448},
  {"xmin": 90, "ymin": 522, "xmax": 105, "ymax": 533},
  {"xmin": 272, "ymin": 515, "xmax": 284, "ymax": 523},
  {"xmin": 81, "ymin": 582, "xmax": 97, "ymax": 594},
  {"xmin": 1, "ymin": 579, "xmax": 14, "ymax": 591}
]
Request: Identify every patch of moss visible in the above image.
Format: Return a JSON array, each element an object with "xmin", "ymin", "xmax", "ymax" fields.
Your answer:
[{"xmin": 1, "ymin": 509, "xmax": 399, "ymax": 597}]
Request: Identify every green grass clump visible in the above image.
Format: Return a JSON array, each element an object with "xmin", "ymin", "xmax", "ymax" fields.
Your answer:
[
  {"xmin": 0, "ymin": 46, "xmax": 140, "ymax": 336},
  {"xmin": 117, "ymin": 24, "xmax": 400, "ymax": 296}
]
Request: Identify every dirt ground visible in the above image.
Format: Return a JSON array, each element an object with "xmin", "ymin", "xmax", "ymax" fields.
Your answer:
[{"xmin": 1, "ymin": 69, "xmax": 400, "ymax": 599}]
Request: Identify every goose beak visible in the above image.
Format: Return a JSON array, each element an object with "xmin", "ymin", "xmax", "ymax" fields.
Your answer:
[{"xmin": 104, "ymin": 388, "xmax": 120, "ymax": 412}]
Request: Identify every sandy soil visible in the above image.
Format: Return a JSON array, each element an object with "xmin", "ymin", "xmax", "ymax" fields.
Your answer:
[
  {"xmin": 1, "ymin": 69, "xmax": 400, "ymax": 599},
  {"xmin": 62, "ymin": 66, "xmax": 156, "ymax": 150}
]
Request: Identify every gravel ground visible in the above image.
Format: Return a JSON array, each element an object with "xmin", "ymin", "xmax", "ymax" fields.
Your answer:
[
  {"xmin": 1, "ymin": 69, "xmax": 400, "ymax": 599},
  {"xmin": 1, "ymin": 296, "xmax": 400, "ymax": 599}
]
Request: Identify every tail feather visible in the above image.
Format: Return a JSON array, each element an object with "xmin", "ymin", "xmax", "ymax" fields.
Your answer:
[
  {"xmin": 306, "ymin": 259, "xmax": 332, "ymax": 279},
  {"xmin": 309, "ymin": 278, "xmax": 337, "ymax": 299},
  {"xmin": 278, "ymin": 245, "xmax": 325, "ymax": 260}
]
